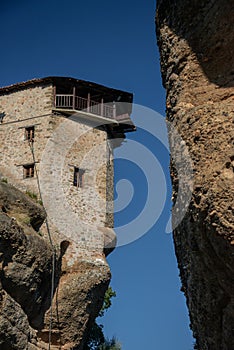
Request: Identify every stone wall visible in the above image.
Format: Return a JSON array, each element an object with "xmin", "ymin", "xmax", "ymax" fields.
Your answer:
[
  {"xmin": 0, "ymin": 83, "xmax": 115, "ymax": 258},
  {"xmin": 0, "ymin": 81, "xmax": 117, "ymax": 349},
  {"xmin": 0, "ymin": 85, "xmax": 54, "ymax": 193},
  {"xmin": 156, "ymin": 1, "xmax": 234, "ymax": 349}
]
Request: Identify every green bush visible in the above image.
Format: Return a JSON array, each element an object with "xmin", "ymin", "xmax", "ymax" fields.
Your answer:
[
  {"xmin": 99, "ymin": 337, "xmax": 121, "ymax": 350},
  {"xmin": 26, "ymin": 190, "xmax": 38, "ymax": 201},
  {"xmin": 99, "ymin": 287, "xmax": 116, "ymax": 317},
  {"xmin": 23, "ymin": 216, "xmax": 31, "ymax": 226},
  {"xmin": 84, "ymin": 287, "xmax": 121, "ymax": 350}
]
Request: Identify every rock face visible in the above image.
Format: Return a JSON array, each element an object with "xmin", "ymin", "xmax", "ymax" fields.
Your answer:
[
  {"xmin": 156, "ymin": 1, "xmax": 234, "ymax": 349},
  {"xmin": 0, "ymin": 181, "xmax": 110, "ymax": 349}
]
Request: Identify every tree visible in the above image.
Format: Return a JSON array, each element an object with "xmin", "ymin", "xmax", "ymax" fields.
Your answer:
[
  {"xmin": 98, "ymin": 337, "xmax": 121, "ymax": 350},
  {"xmin": 83, "ymin": 322, "xmax": 104, "ymax": 350},
  {"xmin": 83, "ymin": 287, "xmax": 121, "ymax": 350},
  {"xmin": 99, "ymin": 287, "xmax": 116, "ymax": 317}
]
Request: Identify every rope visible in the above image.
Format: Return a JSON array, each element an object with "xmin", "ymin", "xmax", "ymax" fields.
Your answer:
[{"xmin": 28, "ymin": 139, "xmax": 56, "ymax": 350}]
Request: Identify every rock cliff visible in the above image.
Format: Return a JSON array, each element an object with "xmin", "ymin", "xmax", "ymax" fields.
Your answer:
[
  {"xmin": 156, "ymin": 1, "xmax": 234, "ymax": 349},
  {"xmin": 0, "ymin": 181, "xmax": 110, "ymax": 349}
]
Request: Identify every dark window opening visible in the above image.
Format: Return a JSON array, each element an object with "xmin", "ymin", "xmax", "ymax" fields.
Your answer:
[
  {"xmin": 25, "ymin": 126, "xmax": 35, "ymax": 141},
  {"xmin": 23, "ymin": 164, "xmax": 35, "ymax": 178},
  {"xmin": 73, "ymin": 167, "xmax": 85, "ymax": 188},
  {"xmin": 0, "ymin": 112, "xmax": 5, "ymax": 123}
]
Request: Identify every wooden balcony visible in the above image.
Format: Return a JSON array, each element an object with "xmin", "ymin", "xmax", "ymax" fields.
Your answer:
[
  {"xmin": 54, "ymin": 89, "xmax": 116, "ymax": 120},
  {"xmin": 52, "ymin": 85, "xmax": 136, "ymax": 133}
]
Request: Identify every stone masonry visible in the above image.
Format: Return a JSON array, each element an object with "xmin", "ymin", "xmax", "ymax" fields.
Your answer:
[
  {"xmin": 0, "ymin": 77, "xmax": 133, "ymax": 257},
  {"xmin": 0, "ymin": 77, "xmax": 134, "ymax": 349}
]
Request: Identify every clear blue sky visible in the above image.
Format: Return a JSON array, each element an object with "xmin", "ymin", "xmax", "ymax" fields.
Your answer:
[{"xmin": 0, "ymin": 1, "xmax": 194, "ymax": 349}]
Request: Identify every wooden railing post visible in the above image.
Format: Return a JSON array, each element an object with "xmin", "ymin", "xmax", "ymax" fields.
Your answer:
[
  {"xmin": 73, "ymin": 87, "xmax": 76, "ymax": 109},
  {"xmin": 113, "ymin": 101, "xmax": 116, "ymax": 119},
  {"xmin": 101, "ymin": 98, "xmax": 104, "ymax": 116},
  {"xmin": 53, "ymin": 86, "xmax": 56, "ymax": 107},
  {"xmin": 87, "ymin": 93, "xmax": 90, "ymax": 112}
]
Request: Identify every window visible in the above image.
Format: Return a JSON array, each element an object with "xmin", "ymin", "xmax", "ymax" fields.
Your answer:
[
  {"xmin": 25, "ymin": 126, "xmax": 35, "ymax": 141},
  {"xmin": 0, "ymin": 112, "xmax": 5, "ymax": 123},
  {"xmin": 23, "ymin": 164, "xmax": 35, "ymax": 178},
  {"xmin": 73, "ymin": 167, "xmax": 85, "ymax": 188}
]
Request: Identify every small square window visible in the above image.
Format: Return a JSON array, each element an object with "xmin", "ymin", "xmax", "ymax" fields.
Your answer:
[
  {"xmin": 73, "ymin": 167, "xmax": 85, "ymax": 188},
  {"xmin": 0, "ymin": 112, "xmax": 5, "ymax": 123},
  {"xmin": 23, "ymin": 164, "xmax": 35, "ymax": 179},
  {"xmin": 25, "ymin": 126, "xmax": 35, "ymax": 141}
]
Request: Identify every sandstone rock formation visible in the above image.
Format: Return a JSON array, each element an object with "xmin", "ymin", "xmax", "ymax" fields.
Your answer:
[
  {"xmin": 0, "ymin": 181, "xmax": 110, "ymax": 349},
  {"xmin": 156, "ymin": 1, "xmax": 234, "ymax": 349}
]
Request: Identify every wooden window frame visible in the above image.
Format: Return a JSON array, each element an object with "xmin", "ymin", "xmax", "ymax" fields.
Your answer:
[
  {"xmin": 23, "ymin": 164, "xmax": 35, "ymax": 179},
  {"xmin": 73, "ymin": 167, "xmax": 85, "ymax": 188},
  {"xmin": 25, "ymin": 126, "xmax": 35, "ymax": 141}
]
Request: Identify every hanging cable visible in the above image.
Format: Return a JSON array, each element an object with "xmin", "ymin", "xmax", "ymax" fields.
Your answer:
[{"xmin": 28, "ymin": 138, "xmax": 56, "ymax": 350}]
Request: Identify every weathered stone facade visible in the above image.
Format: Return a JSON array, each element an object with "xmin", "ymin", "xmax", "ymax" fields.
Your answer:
[
  {"xmin": 0, "ymin": 84, "xmax": 54, "ymax": 192},
  {"xmin": 0, "ymin": 77, "xmax": 134, "ymax": 349},
  {"xmin": 0, "ymin": 77, "xmax": 133, "ymax": 256}
]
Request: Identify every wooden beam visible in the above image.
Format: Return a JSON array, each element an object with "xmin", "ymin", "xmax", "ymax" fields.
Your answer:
[{"xmin": 73, "ymin": 87, "xmax": 76, "ymax": 109}]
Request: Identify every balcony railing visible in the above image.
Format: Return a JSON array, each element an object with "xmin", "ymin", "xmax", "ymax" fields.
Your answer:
[{"xmin": 54, "ymin": 93, "xmax": 116, "ymax": 120}]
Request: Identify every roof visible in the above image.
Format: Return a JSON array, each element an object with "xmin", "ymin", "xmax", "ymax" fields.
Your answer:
[
  {"xmin": 0, "ymin": 76, "xmax": 133, "ymax": 104},
  {"xmin": 0, "ymin": 76, "xmax": 135, "ymax": 133}
]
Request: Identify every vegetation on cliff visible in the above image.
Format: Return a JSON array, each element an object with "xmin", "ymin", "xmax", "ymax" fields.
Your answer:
[{"xmin": 84, "ymin": 287, "xmax": 122, "ymax": 350}]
